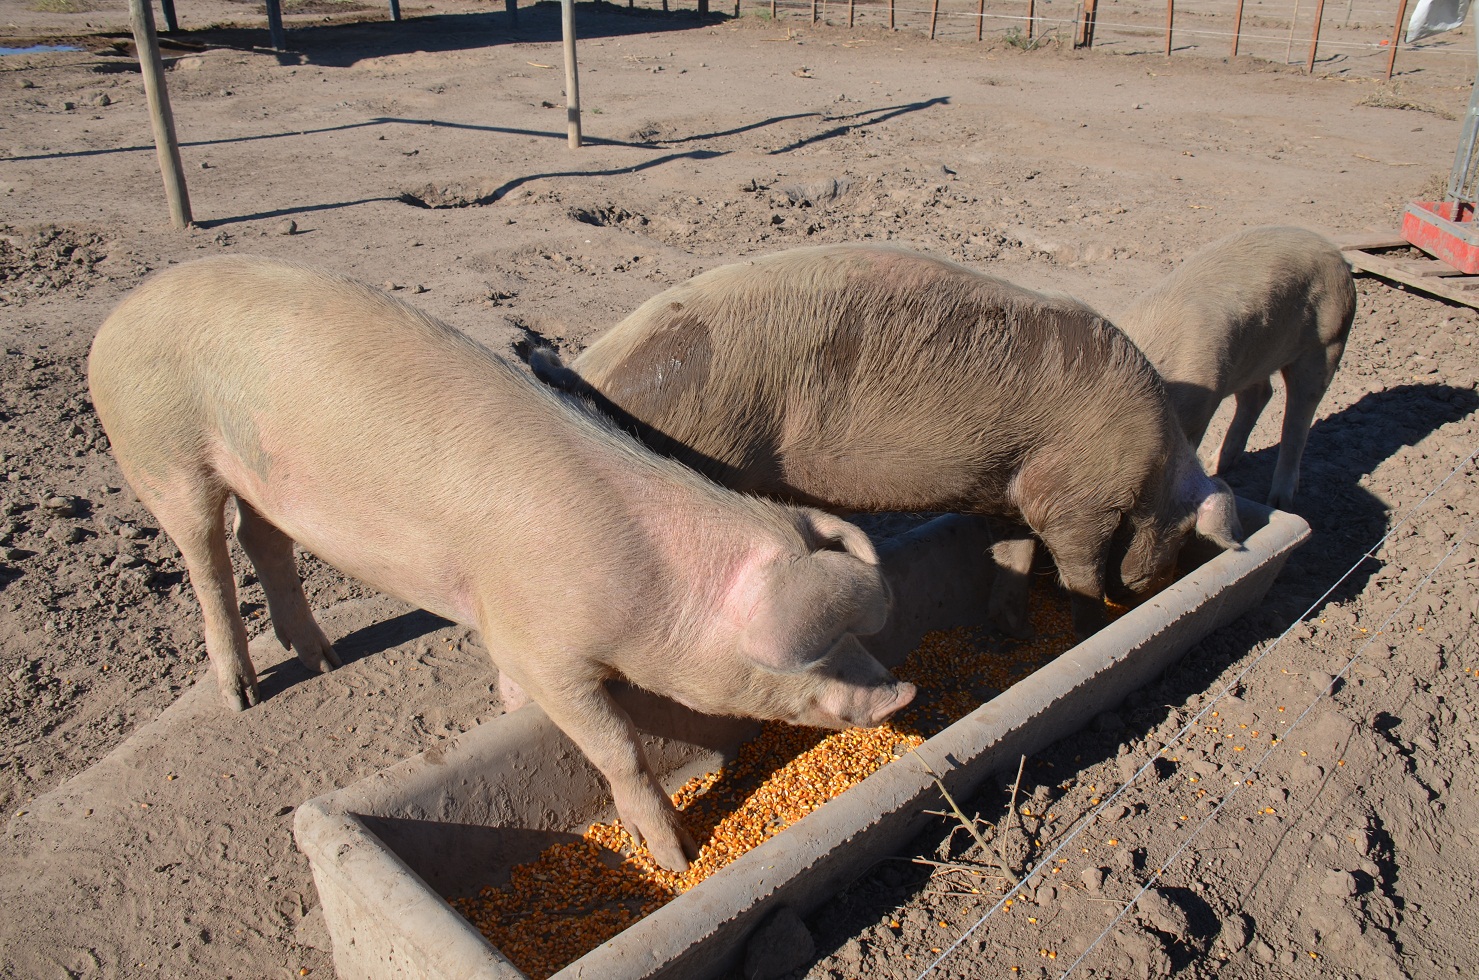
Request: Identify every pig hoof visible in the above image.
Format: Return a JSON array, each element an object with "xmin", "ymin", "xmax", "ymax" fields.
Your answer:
[
  {"xmin": 646, "ymin": 824, "xmax": 699, "ymax": 873},
  {"xmin": 298, "ymin": 643, "xmax": 341, "ymax": 673},
  {"xmin": 987, "ymin": 611, "xmax": 1033, "ymax": 642},
  {"xmin": 222, "ymin": 680, "xmax": 262, "ymax": 712},
  {"xmin": 1266, "ymin": 490, "xmax": 1294, "ymax": 512}
]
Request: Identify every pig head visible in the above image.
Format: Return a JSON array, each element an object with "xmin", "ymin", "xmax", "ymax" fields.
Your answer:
[{"xmin": 87, "ymin": 255, "xmax": 912, "ymax": 871}]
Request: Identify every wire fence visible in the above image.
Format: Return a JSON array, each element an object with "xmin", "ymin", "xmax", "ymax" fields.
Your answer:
[{"xmin": 742, "ymin": 0, "xmax": 1476, "ymax": 79}]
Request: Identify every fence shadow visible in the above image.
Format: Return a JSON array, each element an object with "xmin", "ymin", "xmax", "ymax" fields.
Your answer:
[
  {"xmin": 155, "ymin": 0, "xmax": 720, "ymax": 68},
  {"xmin": 1215, "ymin": 381, "xmax": 1478, "ymax": 609}
]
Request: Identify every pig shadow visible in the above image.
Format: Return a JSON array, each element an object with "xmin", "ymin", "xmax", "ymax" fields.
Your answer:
[
  {"xmin": 253, "ymin": 607, "xmax": 453, "ymax": 701},
  {"xmin": 358, "ymin": 815, "xmax": 592, "ymax": 898},
  {"xmin": 1212, "ymin": 381, "xmax": 1477, "ymax": 610}
]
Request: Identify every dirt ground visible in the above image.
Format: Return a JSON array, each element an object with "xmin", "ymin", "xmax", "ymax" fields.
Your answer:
[{"xmin": 1, "ymin": 0, "xmax": 1477, "ymax": 976}]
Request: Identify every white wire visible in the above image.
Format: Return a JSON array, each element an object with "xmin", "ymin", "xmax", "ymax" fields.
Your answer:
[{"xmin": 1052, "ymin": 517, "xmax": 1476, "ymax": 976}]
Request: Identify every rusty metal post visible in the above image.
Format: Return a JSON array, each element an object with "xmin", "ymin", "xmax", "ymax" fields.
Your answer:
[
  {"xmin": 1306, "ymin": 0, "xmax": 1327, "ymax": 71},
  {"xmin": 1076, "ymin": 0, "xmax": 1098, "ymax": 45},
  {"xmin": 1386, "ymin": 0, "xmax": 1411, "ymax": 78}
]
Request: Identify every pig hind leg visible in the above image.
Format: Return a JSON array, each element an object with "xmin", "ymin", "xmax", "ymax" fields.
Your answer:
[
  {"xmin": 233, "ymin": 499, "xmax": 340, "ymax": 674},
  {"xmin": 1214, "ymin": 378, "xmax": 1273, "ymax": 478},
  {"xmin": 1267, "ymin": 339, "xmax": 1345, "ymax": 511},
  {"xmin": 147, "ymin": 479, "xmax": 261, "ymax": 711}
]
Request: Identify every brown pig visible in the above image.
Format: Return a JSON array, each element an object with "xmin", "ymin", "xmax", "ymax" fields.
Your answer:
[
  {"xmin": 531, "ymin": 243, "xmax": 1243, "ymax": 641},
  {"xmin": 1115, "ymin": 225, "xmax": 1357, "ymax": 511},
  {"xmin": 87, "ymin": 256, "xmax": 914, "ymax": 871}
]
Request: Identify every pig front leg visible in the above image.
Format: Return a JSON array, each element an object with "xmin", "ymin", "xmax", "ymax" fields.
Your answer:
[
  {"xmin": 1268, "ymin": 341, "xmax": 1344, "ymax": 512},
  {"xmin": 1032, "ymin": 513, "xmax": 1117, "ymax": 640},
  {"xmin": 534, "ymin": 675, "xmax": 699, "ymax": 871},
  {"xmin": 1215, "ymin": 378, "xmax": 1273, "ymax": 478},
  {"xmin": 986, "ymin": 524, "xmax": 1036, "ymax": 641}
]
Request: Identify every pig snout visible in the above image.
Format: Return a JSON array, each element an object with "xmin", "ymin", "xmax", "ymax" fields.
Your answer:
[
  {"xmin": 787, "ymin": 634, "xmax": 917, "ymax": 730},
  {"xmin": 843, "ymin": 678, "xmax": 917, "ymax": 728}
]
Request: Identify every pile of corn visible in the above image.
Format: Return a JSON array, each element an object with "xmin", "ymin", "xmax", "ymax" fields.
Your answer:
[{"xmin": 451, "ymin": 584, "xmax": 1113, "ymax": 978}]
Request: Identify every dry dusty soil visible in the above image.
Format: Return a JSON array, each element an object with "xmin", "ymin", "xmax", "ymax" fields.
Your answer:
[{"xmin": 1, "ymin": 0, "xmax": 1478, "ymax": 976}]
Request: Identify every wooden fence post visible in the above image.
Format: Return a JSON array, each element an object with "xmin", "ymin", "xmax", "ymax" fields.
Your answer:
[
  {"xmin": 976, "ymin": 0, "xmax": 984, "ymax": 39},
  {"xmin": 1231, "ymin": 0, "xmax": 1245, "ymax": 54},
  {"xmin": 129, "ymin": 0, "xmax": 192, "ymax": 228},
  {"xmin": 930, "ymin": 0, "xmax": 939, "ymax": 37},
  {"xmin": 265, "ymin": 0, "xmax": 285, "ymax": 51},
  {"xmin": 561, "ymin": 0, "xmax": 581, "ymax": 148},
  {"xmin": 1026, "ymin": 0, "xmax": 1035, "ymax": 37},
  {"xmin": 1164, "ymin": 0, "xmax": 1174, "ymax": 53}
]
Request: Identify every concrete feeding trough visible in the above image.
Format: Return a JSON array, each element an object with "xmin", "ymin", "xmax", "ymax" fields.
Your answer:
[{"xmin": 295, "ymin": 501, "xmax": 1309, "ymax": 980}]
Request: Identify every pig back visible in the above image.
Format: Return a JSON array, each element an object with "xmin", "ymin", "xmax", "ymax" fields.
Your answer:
[
  {"xmin": 1116, "ymin": 226, "xmax": 1356, "ymax": 399},
  {"xmin": 574, "ymin": 244, "xmax": 1174, "ymax": 516},
  {"xmin": 87, "ymin": 256, "xmax": 696, "ymax": 631}
]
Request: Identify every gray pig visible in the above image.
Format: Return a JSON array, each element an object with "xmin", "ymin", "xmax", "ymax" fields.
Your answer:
[
  {"xmin": 532, "ymin": 243, "xmax": 1243, "ymax": 640},
  {"xmin": 87, "ymin": 256, "xmax": 914, "ymax": 872},
  {"xmin": 1116, "ymin": 225, "xmax": 1356, "ymax": 511},
  {"xmin": 987, "ymin": 226, "xmax": 1356, "ymax": 626}
]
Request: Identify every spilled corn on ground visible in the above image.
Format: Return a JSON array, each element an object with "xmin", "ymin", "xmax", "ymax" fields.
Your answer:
[{"xmin": 451, "ymin": 586, "xmax": 1126, "ymax": 978}]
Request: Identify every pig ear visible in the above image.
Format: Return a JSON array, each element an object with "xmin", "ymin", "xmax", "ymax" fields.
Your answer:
[
  {"xmin": 802, "ymin": 510, "xmax": 881, "ymax": 567},
  {"xmin": 733, "ymin": 552, "xmax": 890, "ymax": 673},
  {"xmin": 1192, "ymin": 476, "xmax": 1244, "ymax": 551},
  {"xmin": 528, "ymin": 344, "xmax": 589, "ymax": 395}
]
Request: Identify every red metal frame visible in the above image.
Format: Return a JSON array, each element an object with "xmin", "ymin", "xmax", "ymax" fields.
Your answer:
[{"xmin": 1402, "ymin": 200, "xmax": 1479, "ymax": 275}]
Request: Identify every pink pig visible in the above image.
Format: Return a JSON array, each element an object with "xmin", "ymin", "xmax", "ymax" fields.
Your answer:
[{"xmin": 87, "ymin": 256, "xmax": 913, "ymax": 870}]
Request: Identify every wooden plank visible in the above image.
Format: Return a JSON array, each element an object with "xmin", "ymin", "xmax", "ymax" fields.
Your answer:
[
  {"xmin": 1388, "ymin": 258, "xmax": 1466, "ymax": 278},
  {"xmin": 1345, "ymin": 247, "xmax": 1479, "ymax": 309},
  {"xmin": 1336, "ymin": 231, "xmax": 1410, "ymax": 251}
]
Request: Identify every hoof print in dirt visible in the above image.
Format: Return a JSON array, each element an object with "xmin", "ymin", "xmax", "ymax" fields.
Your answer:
[
  {"xmin": 1131, "ymin": 886, "xmax": 1215, "ymax": 966},
  {"xmin": 397, "ymin": 183, "xmax": 501, "ymax": 209},
  {"xmin": 569, "ymin": 204, "xmax": 647, "ymax": 229}
]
